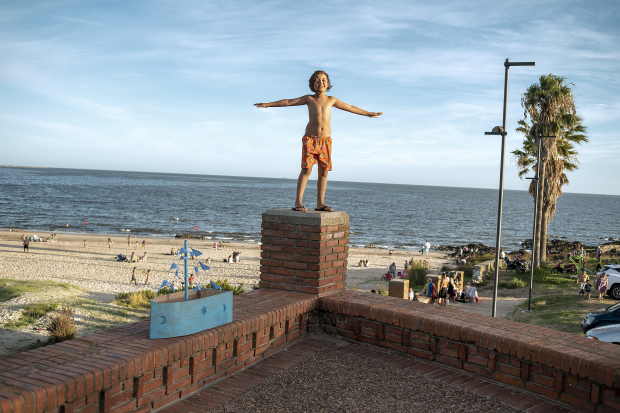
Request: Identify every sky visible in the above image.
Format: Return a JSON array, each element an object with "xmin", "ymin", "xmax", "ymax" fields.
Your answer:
[{"xmin": 1, "ymin": 0, "xmax": 618, "ymax": 195}]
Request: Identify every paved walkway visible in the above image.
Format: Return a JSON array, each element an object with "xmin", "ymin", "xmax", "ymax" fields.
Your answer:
[{"xmin": 161, "ymin": 335, "xmax": 579, "ymax": 413}]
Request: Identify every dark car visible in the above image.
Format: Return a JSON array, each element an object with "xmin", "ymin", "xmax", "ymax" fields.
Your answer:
[{"xmin": 581, "ymin": 301, "xmax": 620, "ymax": 333}]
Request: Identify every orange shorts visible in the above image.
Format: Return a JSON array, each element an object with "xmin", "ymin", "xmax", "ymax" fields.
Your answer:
[{"xmin": 301, "ymin": 133, "xmax": 332, "ymax": 171}]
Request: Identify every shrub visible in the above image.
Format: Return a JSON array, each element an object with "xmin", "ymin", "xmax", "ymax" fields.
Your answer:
[
  {"xmin": 115, "ymin": 290, "xmax": 157, "ymax": 308},
  {"xmin": 456, "ymin": 264, "xmax": 473, "ymax": 279},
  {"xmin": 407, "ymin": 260, "xmax": 427, "ymax": 286},
  {"xmin": 205, "ymin": 279, "xmax": 245, "ymax": 295},
  {"xmin": 498, "ymin": 278, "xmax": 526, "ymax": 289},
  {"xmin": 24, "ymin": 303, "xmax": 59, "ymax": 319},
  {"xmin": 440, "ymin": 265, "xmax": 452, "ymax": 272},
  {"xmin": 377, "ymin": 285, "xmax": 388, "ymax": 296},
  {"xmin": 47, "ymin": 306, "xmax": 77, "ymax": 343}
]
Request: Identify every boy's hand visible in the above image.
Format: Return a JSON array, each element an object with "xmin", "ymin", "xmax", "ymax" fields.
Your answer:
[
  {"xmin": 368, "ymin": 112, "xmax": 383, "ymax": 118},
  {"xmin": 254, "ymin": 103, "xmax": 268, "ymax": 108}
]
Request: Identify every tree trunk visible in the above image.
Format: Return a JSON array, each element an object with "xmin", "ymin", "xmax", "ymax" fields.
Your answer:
[
  {"xmin": 534, "ymin": 160, "xmax": 546, "ymax": 268},
  {"xmin": 541, "ymin": 198, "xmax": 549, "ymax": 266}
]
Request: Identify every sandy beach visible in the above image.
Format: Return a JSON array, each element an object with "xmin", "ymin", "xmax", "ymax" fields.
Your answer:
[{"xmin": 0, "ymin": 230, "xmax": 454, "ymax": 296}]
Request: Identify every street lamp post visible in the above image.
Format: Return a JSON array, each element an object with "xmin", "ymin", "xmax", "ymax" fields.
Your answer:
[
  {"xmin": 485, "ymin": 58, "xmax": 535, "ymax": 318},
  {"xmin": 526, "ymin": 135, "xmax": 555, "ymax": 311}
]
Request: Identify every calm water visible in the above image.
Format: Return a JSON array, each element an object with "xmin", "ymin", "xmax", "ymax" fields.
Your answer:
[{"xmin": 1, "ymin": 167, "xmax": 618, "ymax": 250}]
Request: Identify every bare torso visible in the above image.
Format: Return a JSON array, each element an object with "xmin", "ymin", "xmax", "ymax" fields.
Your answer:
[{"xmin": 305, "ymin": 95, "xmax": 335, "ymax": 137}]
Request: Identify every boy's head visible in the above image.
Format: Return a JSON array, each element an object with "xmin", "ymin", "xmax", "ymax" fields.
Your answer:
[{"xmin": 309, "ymin": 70, "xmax": 332, "ymax": 93}]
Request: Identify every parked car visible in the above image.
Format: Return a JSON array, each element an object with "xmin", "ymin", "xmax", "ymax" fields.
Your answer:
[
  {"xmin": 586, "ymin": 323, "xmax": 620, "ymax": 345},
  {"xmin": 581, "ymin": 301, "xmax": 620, "ymax": 333},
  {"xmin": 598, "ymin": 265, "xmax": 620, "ymax": 300}
]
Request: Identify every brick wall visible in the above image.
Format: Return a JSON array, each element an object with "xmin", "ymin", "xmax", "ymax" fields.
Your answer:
[
  {"xmin": 259, "ymin": 209, "xmax": 348, "ymax": 296},
  {"xmin": 318, "ymin": 291, "xmax": 620, "ymax": 413},
  {"xmin": 0, "ymin": 290, "xmax": 315, "ymax": 413}
]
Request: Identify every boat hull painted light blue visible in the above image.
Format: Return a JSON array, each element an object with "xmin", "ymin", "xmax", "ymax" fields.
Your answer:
[{"xmin": 149, "ymin": 289, "xmax": 233, "ymax": 339}]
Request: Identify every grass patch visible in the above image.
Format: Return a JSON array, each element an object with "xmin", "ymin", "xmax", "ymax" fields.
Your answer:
[
  {"xmin": 4, "ymin": 303, "xmax": 59, "ymax": 329},
  {"xmin": 114, "ymin": 290, "xmax": 156, "ymax": 309},
  {"xmin": 205, "ymin": 279, "xmax": 245, "ymax": 295},
  {"xmin": 511, "ymin": 295, "xmax": 596, "ymax": 335},
  {"xmin": 498, "ymin": 278, "xmax": 527, "ymax": 289},
  {"xmin": 0, "ymin": 279, "xmax": 77, "ymax": 302}
]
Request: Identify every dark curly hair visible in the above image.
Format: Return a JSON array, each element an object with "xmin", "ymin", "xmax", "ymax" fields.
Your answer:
[{"xmin": 309, "ymin": 70, "xmax": 332, "ymax": 92}]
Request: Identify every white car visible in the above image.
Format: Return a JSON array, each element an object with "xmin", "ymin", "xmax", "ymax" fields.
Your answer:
[
  {"xmin": 586, "ymin": 323, "xmax": 620, "ymax": 345},
  {"xmin": 598, "ymin": 265, "xmax": 620, "ymax": 300}
]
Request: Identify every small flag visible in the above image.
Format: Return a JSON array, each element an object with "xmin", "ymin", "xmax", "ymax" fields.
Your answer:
[
  {"xmin": 190, "ymin": 248, "xmax": 203, "ymax": 257},
  {"xmin": 199, "ymin": 262, "xmax": 211, "ymax": 271},
  {"xmin": 195, "ymin": 226, "xmax": 198, "ymax": 231},
  {"xmin": 84, "ymin": 220, "xmax": 88, "ymax": 226}
]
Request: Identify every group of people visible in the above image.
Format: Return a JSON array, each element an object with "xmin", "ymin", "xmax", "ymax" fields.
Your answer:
[
  {"xmin": 357, "ymin": 259, "xmax": 370, "ymax": 267},
  {"xmin": 577, "ymin": 268, "xmax": 610, "ymax": 300},
  {"xmin": 224, "ymin": 251, "xmax": 241, "ymax": 263},
  {"xmin": 22, "ymin": 234, "xmax": 57, "ymax": 252},
  {"xmin": 130, "ymin": 267, "xmax": 152, "ymax": 285},
  {"xmin": 414, "ymin": 273, "xmax": 477, "ymax": 306}
]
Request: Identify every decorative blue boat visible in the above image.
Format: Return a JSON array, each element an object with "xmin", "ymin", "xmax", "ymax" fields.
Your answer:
[
  {"xmin": 150, "ymin": 288, "xmax": 232, "ymax": 339},
  {"xmin": 149, "ymin": 240, "xmax": 233, "ymax": 339}
]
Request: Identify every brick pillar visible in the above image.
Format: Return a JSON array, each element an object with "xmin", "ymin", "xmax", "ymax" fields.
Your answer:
[
  {"xmin": 259, "ymin": 209, "xmax": 348, "ymax": 296},
  {"xmin": 389, "ymin": 279, "xmax": 409, "ymax": 299}
]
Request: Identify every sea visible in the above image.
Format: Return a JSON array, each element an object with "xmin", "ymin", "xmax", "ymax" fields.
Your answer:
[{"xmin": 1, "ymin": 167, "xmax": 618, "ymax": 251}]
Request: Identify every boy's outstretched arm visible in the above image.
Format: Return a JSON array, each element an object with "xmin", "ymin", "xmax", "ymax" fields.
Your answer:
[
  {"xmin": 333, "ymin": 99, "xmax": 382, "ymax": 118},
  {"xmin": 254, "ymin": 96, "xmax": 308, "ymax": 108}
]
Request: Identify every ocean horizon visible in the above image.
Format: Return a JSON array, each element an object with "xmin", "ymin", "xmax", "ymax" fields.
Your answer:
[{"xmin": 1, "ymin": 167, "xmax": 618, "ymax": 251}]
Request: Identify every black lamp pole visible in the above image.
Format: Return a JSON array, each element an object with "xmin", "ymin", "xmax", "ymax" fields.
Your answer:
[{"xmin": 485, "ymin": 58, "xmax": 535, "ymax": 318}]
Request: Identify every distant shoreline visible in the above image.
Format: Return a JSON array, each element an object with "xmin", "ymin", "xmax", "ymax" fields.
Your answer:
[{"xmin": 0, "ymin": 165, "xmax": 48, "ymax": 169}]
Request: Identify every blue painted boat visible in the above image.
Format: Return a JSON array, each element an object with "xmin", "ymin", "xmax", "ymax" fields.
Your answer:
[{"xmin": 150, "ymin": 288, "xmax": 233, "ymax": 339}]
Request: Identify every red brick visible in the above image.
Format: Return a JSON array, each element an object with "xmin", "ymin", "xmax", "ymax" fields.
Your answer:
[
  {"xmin": 151, "ymin": 391, "xmax": 181, "ymax": 410},
  {"xmin": 525, "ymin": 382, "xmax": 559, "ymax": 399},
  {"xmin": 494, "ymin": 372, "xmax": 525, "ymax": 389},
  {"xmin": 560, "ymin": 393, "xmax": 595, "ymax": 412},
  {"xmin": 464, "ymin": 363, "xmax": 492, "ymax": 378}
]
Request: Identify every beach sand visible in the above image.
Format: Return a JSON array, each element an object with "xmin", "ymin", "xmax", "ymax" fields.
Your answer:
[{"xmin": 0, "ymin": 231, "xmax": 453, "ymax": 296}]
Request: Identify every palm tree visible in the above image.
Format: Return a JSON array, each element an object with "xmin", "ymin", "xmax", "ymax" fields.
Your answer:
[{"xmin": 511, "ymin": 74, "xmax": 588, "ymax": 268}]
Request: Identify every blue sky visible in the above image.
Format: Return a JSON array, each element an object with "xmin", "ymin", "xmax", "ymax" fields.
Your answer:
[{"xmin": 1, "ymin": 0, "xmax": 618, "ymax": 195}]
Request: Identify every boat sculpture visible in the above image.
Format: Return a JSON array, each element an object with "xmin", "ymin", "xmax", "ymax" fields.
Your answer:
[{"xmin": 150, "ymin": 240, "xmax": 233, "ymax": 339}]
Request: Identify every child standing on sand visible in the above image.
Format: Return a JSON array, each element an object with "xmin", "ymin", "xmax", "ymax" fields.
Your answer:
[{"xmin": 255, "ymin": 71, "xmax": 382, "ymax": 212}]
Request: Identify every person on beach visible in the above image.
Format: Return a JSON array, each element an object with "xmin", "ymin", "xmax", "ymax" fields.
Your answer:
[
  {"xmin": 577, "ymin": 270, "xmax": 588, "ymax": 296},
  {"xmin": 142, "ymin": 240, "xmax": 146, "ymax": 250},
  {"xmin": 108, "ymin": 238, "xmax": 112, "ymax": 250},
  {"xmin": 584, "ymin": 279, "xmax": 592, "ymax": 300},
  {"xmin": 408, "ymin": 287, "xmax": 414, "ymax": 300},
  {"xmin": 145, "ymin": 269, "xmax": 151, "ymax": 285},
  {"xmin": 254, "ymin": 70, "xmax": 382, "ymax": 212},
  {"xmin": 596, "ymin": 246, "xmax": 601, "ymax": 262},
  {"xmin": 130, "ymin": 267, "xmax": 138, "ymax": 285},
  {"xmin": 84, "ymin": 240, "xmax": 88, "ymax": 249},
  {"xmin": 595, "ymin": 272, "xmax": 608, "ymax": 300},
  {"xmin": 421, "ymin": 278, "xmax": 438, "ymax": 305},
  {"xmin": 23, "ymin": 236, "xmax": 29, "ymax": 253},
  {"xmin": 127, "ymin": 235, "xmax": 131, "ymax": 246}
]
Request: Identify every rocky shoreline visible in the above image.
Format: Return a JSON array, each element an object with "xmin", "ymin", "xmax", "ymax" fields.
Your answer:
[{"xmin": 436, "ymin": 239, "xmax": 620, "ymax": 258}]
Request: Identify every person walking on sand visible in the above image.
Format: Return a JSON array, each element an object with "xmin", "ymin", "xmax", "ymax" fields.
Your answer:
[
  {"xmin": 255, "ymin": 70, "xmax": 382, "ymax": 212},
  {"xmin": 142, "ymin": 240, "xmax": 146, "ymax": 250},
  {"xmin": 127, "ymin": 235, "xmax": 131, "ymax": 247},
  {"xmin": 425, "ymin": 240, "xmax": 431, "ymax": 253},
  {"xmin": 130, "ymin": 267, "xmax": 138, "ymax": 285},
  {"xmin": 23, "ymin": 236, "xmax": 29, "ymax": 253},
  {"xmin": 145, "ymin": 269, "xmax": 151, "ymax": 285},
  {"xmin": 108, "ymin": 238, "xmax": 112, "ymax": 251}
]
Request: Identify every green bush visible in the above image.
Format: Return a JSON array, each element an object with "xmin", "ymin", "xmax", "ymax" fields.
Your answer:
[
  {"xmin": 24, "ymin": 303, "xmax": 59, "ymax": 319},
  {"xmin": 498, "ymin": 278, "xmax": 527, "ymax": 289},
  {"xmin": 205, "ymin": 279, "xmax": 245, "ymax": 295},
  {"xmin": 407, "ymin": 260, "xmax": 427, "ymax": 286},
  {"xmin": 456, "ymin": 264, "xmax": 473, "ymax": 279}
]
